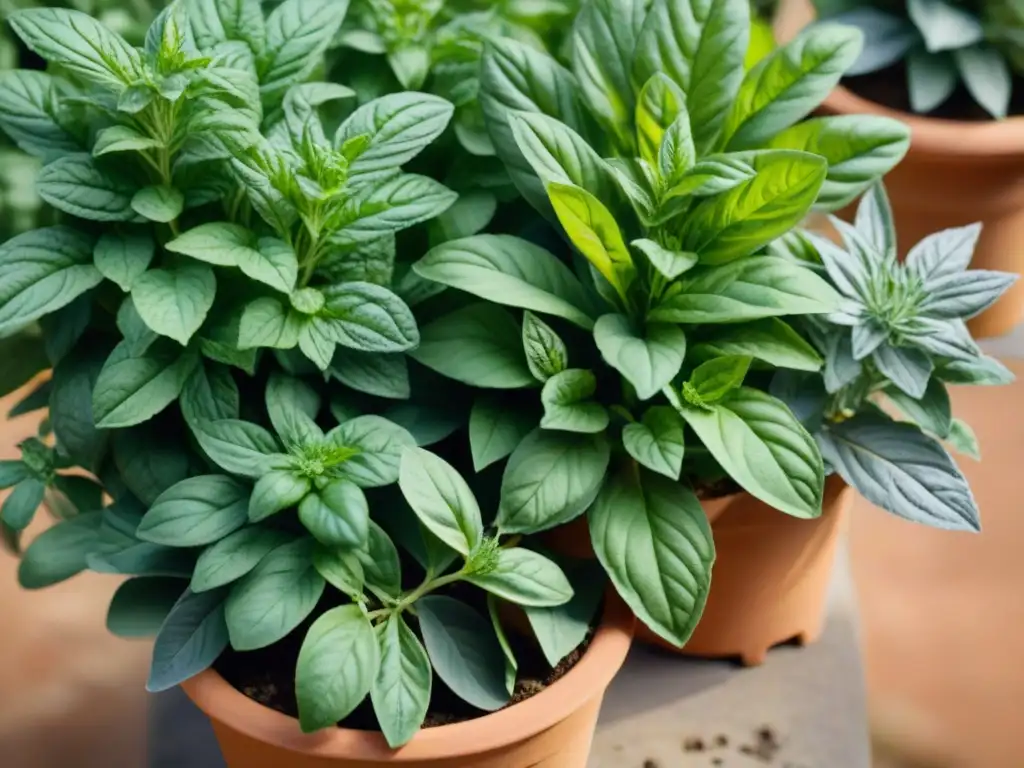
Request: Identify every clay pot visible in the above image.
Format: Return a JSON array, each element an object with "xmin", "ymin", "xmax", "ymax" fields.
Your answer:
[
  {"xmin": 180, "ymin": 595, "xmax": 634, "ymax": 768},
  {"xmin": 775, "ymin": 0, "xmax": 1024, "ymax": 339},
  {"xmin": 544, "ymin": 477, "xmax": 852, "ymax": 666}
]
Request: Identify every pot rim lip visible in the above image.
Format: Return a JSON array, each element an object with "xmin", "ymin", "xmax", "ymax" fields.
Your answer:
[
  {"xmin": 181, "ymin": 592, "xmax": 634, "ymax": 761},
  {"xmin": 822, "ymin": 84, "xmax": 1024, "ymax": 159}
]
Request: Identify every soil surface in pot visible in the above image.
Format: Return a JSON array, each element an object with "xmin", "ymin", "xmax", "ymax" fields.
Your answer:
[
  {"xmin": 216, "ymin": 590, "xmax": 596, "ymax": 731},
  {"xmin": 843, "ymin": 63, "xmax": 1024, "ymax": 120}
]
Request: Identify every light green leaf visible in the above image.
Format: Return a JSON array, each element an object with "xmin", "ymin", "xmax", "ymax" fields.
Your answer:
[
  {"xmin": 265, "ymin": 372, "xmax": 322, "ymax": 450},
  {"xmin": 93, "ymin": 342, "xmax": 199, "ymax": 429},
  {"xmin": 0, "ymin": 227, "xmax": 101, "ymax": 336},
  {"xmin": 131, "ymin": 264, "xmax": 216, "ymax": 346},
  {"xmin": 466, "ymin": 547, "xmax": 573, "ymax": 608},
  {"xmin": 239, "ymin": 297, "xmax": 303, "ymax": 350},
  {"xmin": 548, "ymin": 182, "xmax": 636, "ymax": 299},
  {"xmin": 498, "ymin": 428, "xmax": 610, "ymax": 534},
  {"xmin": 298, "ymin": 479, "xmax": 369, "ymax": 549},
  {"xmin": 658, "ymin": 112, "xmax": 698, "ymax": 188},
  {"xmin": 225, "ymin": 538, "xmax": 325, "ymax": 651},
  {"xmin": 166, "ymin": 222, "xmax": 254, "ymax": 267},
  {"xmin": 469, "ymin": 396, "xmax": 535, "ymax": 472},
  {"xmin": 9, "ymin": 8, "xmax": 142, "ymax": 91},
  {"xmin": 594, "ymin": 314, "xmax": 686, "ymax": 401},
  {"xmin": 94, "ymin": 125, "xmax": 161, "ymax": 157},
  {"xmin": 317, "ymin": 282, "xmax": 418, "ymax": 353},
  {"xmin": 115, "ymin": 295, "xmax": 156, "ymax": 354},
  {"xmin": 412, "ymin": 304, "xmax": 533, "ymax": 389},
  {"xmin": 955, "ymin": 45, "xmax": 1011, "ymax": 120},
  {"xmin": 249, "ymin": 469, "xmax": 310, "ymax": 522},
  {"xmin": 523, "ymin": 311, "xmax": 569, "ymax": 383},
  {"xmin": 371, "ymin": 615, "xmax": 431, "ymax": 748},
  {"xmin": 398, "ymin": 448, "xmax": 482, "ymax": 556},
  {"xmin": 947, "ymin": 418, "xmax": 980, "ymax": 460},
  {"xmin": 37, "ymin": 155, "xmax": 138, "ymax": 221},
  {"xmin": 312, "ymin": 543, "xmax": 364, "ymax": 598},
  {"xmin": 94, "ymin": 230, "xmax": 154, "ymax": 293},
  {"xmin": 541, "ymin": 369, "xmax": 609, "ymax": 434},
  {"xmin": 622, "ymin": 406, "xmax": 685, "ymax": 480},
  {"xmin": 691, "ymin": 318, "xmax": 823, "ymax": 372},
  {"xmin": 191, "ymin": 527, "xmax": 292, "ymax": 593},
  {"xmin": 767, "ymin": 115, "xmax": 910, "ymax": 211},
  {"xmin": 187, "ymin": 0, "xmax": 266, "ymax": 51},
  {"xmin": 335, "ymin": 174, "xmax": 457, "ymax": 245},
  {"xmin": 0, "ymin": 70, "xmax": 79, "ymax": 159},
  {"xmin": 193, "ymin": 419, "xmax": 280, "ymax": 479},
  {"xmin": 414, "ymin": 234, "xmax": 594, "ymax": 330},
  {"xmin": 679, "ymin": 150, "xmax": 827, "ymax": 265},
  {"xmin": 724, "ymin": 23, "xmax": 863, "ymax": 149},
  {"xmin": 296, "ymin": 604, "xmax": 378, "ymax": 732},
  {"xmin": 524, "ymin": 560, "xmax": 605, "ymax": 666},
  {"xmin": 885, "ymin": 378, "xmax": 952, "ymax": 439},
  {"xmin": 131, "ymin": 185, "xmax": 183, "ymax": 224},
  {"xmin": 138, "ymin": 475, "xmax": 250, "ymax": 547},
  {"xmin": 649, "ymin": 256, "xmax": 842, "ymax": 324},
  {"xmin": 259, "ymin": 0, "xmax": 351, "ymax": 100},
  {"xmin": 636, "ymin": 73, "xmax": 688, "ymax": 170},
  {"xmin": 634, "ymin": 0, "xmax": 750, "ymax": 153},
  {"xmin": 416, "ymin": 595, "xmax": 509, "ymax": 712},
  {"xmin": 336, "ymin": 92, "xmax": 454, "ymax": 182},
  {"xmin": 589, "ymin": 465, "xmax": 714, "ymax": 646},
  {"xmin": 678, "ymin": 387, "xmax": 824, "ymax": 518},
  {"xmin": 355, "ymin": 521, "xmax": 402, "ymax": 598},
  {"xmin": 632, "ymin": 239, "xmax": 699, "ymax": 281},
  {"xmin": 689, "ymin": 355, "xmax": 752, "ymax": 402},
  {"xmin": 326, "ymin": 415, "xmax": 417, "ymax": 488}
]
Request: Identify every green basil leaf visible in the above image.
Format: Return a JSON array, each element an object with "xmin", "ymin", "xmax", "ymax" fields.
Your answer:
[
  {"xmin": 312, "ymin": 543, "xmax": 364, "ymax": 598},
  {"xmin": 93, "ymin": 342, "xmax": 199, "ymax": 429},
  {"xmin": 412, "ymin": 303, "xmax": 533, "ymax": 389},
  {"xmin": 523, "ymin": 311, "xmax": 569, "ymax": 382},
  {"xmin": 112, "ymin": 429, "xmax": 194, "ymax": 507},
  {"xmin": 634, "ymin": 0, "xmax": 750, "ymax": 154},
  {"xmin": 0, "ymin": 461, "xmax": 33, "ymax": 491},
  {"xmin": 466, "ymin": 547, "xmax": 573, "ymax": 608},
  {"xmin": 873, "ymin": 344, "xmax": 933, "ymax": 399},
  {"xmin": 137, "ymin": 475, "xmax": 250, "ymax": 547},
  {"xmin": 107, "ymin": 577, "xmax": 186, "ymax": 639},
  {"xmin": 37, "ymin": 154, "xmax": 138, "ymax": 221},
  {"xmin": 265, "ymin": 372, "xmax": 322, "ymax": 451},
  {"xmin": 334, "ymin": 174, "xmax": 458, "ymax": 246},
  {"xmin": 498, "ymin": 428, "xmax": 610, "ymax": 534},
  {"xmin": 678, "ymin": 387, "xmax": 824, "ymax": 518},
  {"xmin": 429, "ymin": 191, "xmax": 498, "ymax": 244},
  {"xmin": 225, "ymin": 537, "xmax": 325, "ymax": 651},
  {"xmin": 920, "ymin": 270, "xmax": 1018, "ymax": 321},
  {"xmin": 524, "ymin": 559, "xmax": 605, "ymax": 667},
  {"xmin": 767, "ymin": 115, "xmax": 910, "ymax": 211},
  {"xmin": 330, "ymin": 349, "xmax": 410, "ymax": 400},
  {"xmin": 131, "ymin": 185, "xmax": 183, "ymax": 224},
  {"xmin": 191, "ymin": 527, "xmax": 293, "ymax": 593},
  {"xmin": 689, "ymin": 355, "xmax": 752, "ymax": 402},
  {"xmin": 316, "ymin": 282, "xmax": 418, "ymax": 353},
  {"xmin": 631, "ymin": 239, "xmax": 698, "ymax": 281},
  {"xmin": 131, "ymin": 263, "xmax": 216, "ymax": 346},
  {"xmin": 146, "ymin": 587, "xmax": 230, "ymax": 693},
  {"xmin": 724, "ymin": 23, "xmax": 863, "ymax": 149},
  {"xmin": 9, "ymin": 8, "xmax": 142, "ymax": 90},
  {"xmin": 679, "ymin": 150, "xmax": 827, "ymax": 265},
  {"xmin": 193, "ymin": 418, "xmax": 280, "ymax": 479},
  {"xmin": 188, "ymin": 0, "xmax": 265, "ymax": 51},
  {"xmin": 649, "ymin": 256, "xmax": 842, "ymax": 324},
  {"xmin": 18, "ymin": 511, "xmax": 102, "ymax": 589},
  {"xmin": 371, "ymin": 614, "xmax": 432, "ymax": 749},
  {"xmin": 95, "ymin": 229, "xmax": 155, "ymax": 293},
  {"xmin": 335, "ymin": 92, "xmax": 454, "ymax": 182},
  {"xmin": 819, "ymin": 413, "xmax": 979, "ymax": 531},
  {"xmin": 622, "ymin": 406, "xmax": 685, "ymax": 480},
  {"xmin": 1, "ymin": 477, "xmax": 45, "ymax": 530},
  {"xmin": 414, "ymin": 234, "xmax": 595, "ymax": 330},
  {"xmin": 658, "ymin": 112, "xmax": 698, "ymax": 188},
  {"xmin": 355, "ymin": 521, "xmax": 402, "ymax": 598},
  {"xmin": 249, "ymin": 469, "xmax": 310, "ymax": 522},
  {"xmin": 908, "ymin": 0, "xmax": 984, "ymax": 52},
  {"xmin": 259, "ymin": 0, "xmax": 350, "ymax": 101},
  {"xmin": 239, "ymin": 297, "xmax": 304, "ymax": 350},
  {"xmin": 326, "ymin": 415, "xmax": 417, "ymax": 488},
  {"xmin": 0, "ymin": 70, "xmax": 79, "ymax": 159},
  {"xmin": 946, "ymin": 418, "xmax": 980, "ymax": 461},
  {"xmin": 93, "ymin": 125, "xmax": 161, "ymax": 157},
  {"xmin": 181, "ymin": 362, "xmax": 240, "ymax": 429},
  {"xmin": 691, "ymin": 318, "xmax": 824, "ymax": 372},
  {"xmin": 398, "ymin": 447, "xmax": 483, "ymax": 556},
  {"xmin": 0, "ymin": 226, "xmax": 101, "ymax": 336},
  {"xmin": 936, "ymin": 355, "xmax": 1013, "ymax": 386},
  {"xmin": 469, "ymin": 396, "xmax": 535, "ymax": 472},
  {"xmin": 955, "ymin": 45, "xmax": 1011, "ymax": 120},
  {"xmin": 541, "ymin": 369, "xmax": 609, "ymax": 434},
  {"xmin": 885, "ymin": 378, "xmax": 952, "ymax": 439},
  {"xmin": 589, "ymin": 465, "xmax": 714, "ymax": 646},
  {"xmin": 636, "ymin": 73, "xmax": 688, "ymax": 170},
  {"xmin": 416, "ymin": 595, "xmax": 509, "ymax": 712},
  {"xmin": 298, "ymin": 478, "xmax": 369, "ymax": 549},
  {"xmin": 594, "ymin": 314, "xmax": 686, "ymax": 401}
]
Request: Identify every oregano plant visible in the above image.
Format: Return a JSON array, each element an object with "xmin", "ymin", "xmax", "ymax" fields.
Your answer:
[{"xmin": 772, "ymin": 183, "xmax": 1017, "ymax": 530}]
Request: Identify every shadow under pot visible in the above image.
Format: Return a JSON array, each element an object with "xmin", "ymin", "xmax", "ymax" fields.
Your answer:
[
  {"xmin": 545, "ymin": 476, "xmax": 852, "ymax": 667},
  {"xmin": 181, "ymin": 595, "xmax": 635, "ymax": 768},
  {"xmin": 775, "ymin": 0, "xmax": 1024, "ymax": 340}
]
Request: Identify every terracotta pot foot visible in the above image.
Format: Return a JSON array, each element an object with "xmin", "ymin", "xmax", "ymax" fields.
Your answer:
[
  {"xmin": 739, "ymin": 648, "xmax": 768, "ymax": 667},
  {"xmin": 795, "ymin": 627, "xmax": 822, "ymax": 648}
]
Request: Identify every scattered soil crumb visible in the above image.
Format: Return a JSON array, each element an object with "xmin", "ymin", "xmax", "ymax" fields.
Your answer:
[
  {"xmin": 711, "ymin": 759, "xmax": 723, "ymax": 767},
  {"xmin": 714, "ymin": 734, "xmax": 728, "ymax": 747},
  {"xmin": 642, "ymin": 760, "xmax": 660, "ymax": 768},
  {"xmin": 739, "ymin": 725, "xmax": 782, "ymax": 763},
  {"xmin": 683, "ymin": 736, "xmax": 706, "ymax": 752}
]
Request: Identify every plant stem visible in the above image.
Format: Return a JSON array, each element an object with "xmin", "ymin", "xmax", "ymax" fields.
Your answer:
[{"xmin": 395, "ymin": 570, "xmax": 466, "ymax": 613}]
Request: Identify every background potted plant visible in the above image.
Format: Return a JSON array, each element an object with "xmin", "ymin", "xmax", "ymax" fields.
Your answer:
[
  {"xmin": 0, "ymin": 2, "xmax": 633, "ymax": 766},
  {"xmin": 776, "ymin": 0, "xmax": 1024, "ymax": 339},
  {"xmin": 407, "ymin": 0, "xmax": 910, "ymax": 664}
]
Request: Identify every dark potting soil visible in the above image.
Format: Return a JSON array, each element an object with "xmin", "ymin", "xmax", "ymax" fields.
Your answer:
[
  {"xmin": 842, "ymin": 63, "xmax": 1024, "ymax": 120},
  {"xmin": 216, "ymin": 594, "xmax": 596, "ymax": 732}
]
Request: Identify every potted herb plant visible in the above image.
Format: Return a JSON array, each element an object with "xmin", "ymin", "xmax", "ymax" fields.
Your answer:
[
  {"xmin": 408, "ymin": 0, "xmax": 910, "ymax": 664},
  {"xmin": 776, "ymin": 0, "xmax": 1024, "ymax": 338},
  {"xmin": 0, "ymin": 2, "xmax": 633, "ymax": 766}
]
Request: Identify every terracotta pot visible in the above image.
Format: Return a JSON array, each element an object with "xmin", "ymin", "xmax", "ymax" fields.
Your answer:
[
  {"xmin": 543, "ymin": 476, "xmax": 852, "ymax": 666},
  {"xmin": 775, "ymin": 0, "xmax": 1024, "ymax": 339},
  {"xmin": 180, "ymin": 595, "xmax": 635, "ymax": 768}
]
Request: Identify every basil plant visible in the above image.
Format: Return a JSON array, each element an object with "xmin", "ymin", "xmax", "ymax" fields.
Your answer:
[
  {"xmin": 0, "ymin": 0, "xmax": 595, "ymax": 746},
  {"xmin": 772, "ymin": 184, "xmax": 1016, "ymax": 530},
  {"xmin": 405, "ymin": 0, "xmax": 909, "ymax": 648},
  {"xmin": 815, "ymin": 0, "xmax": 1024, "ymax": 118}
]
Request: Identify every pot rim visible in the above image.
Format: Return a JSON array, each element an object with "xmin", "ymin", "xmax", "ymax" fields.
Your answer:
[
  {"xmin": 821, "ymin": 84, "xmax": 1024, "ymax": 160},
  {"xmin": 181, "ymin": 592, "xmax": 634, "ymax": 762}
]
